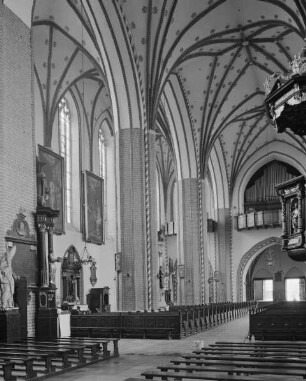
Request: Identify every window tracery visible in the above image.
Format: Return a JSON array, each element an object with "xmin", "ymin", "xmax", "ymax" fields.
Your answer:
[{"xmin": 58, "ymin": 98, "xmax": 72, "ymax": 223}]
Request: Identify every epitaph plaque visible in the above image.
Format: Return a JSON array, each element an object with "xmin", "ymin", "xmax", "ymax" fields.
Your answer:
[{"xmin": 275, "ymin": 175, "xmax": 306, "ymax": 261}]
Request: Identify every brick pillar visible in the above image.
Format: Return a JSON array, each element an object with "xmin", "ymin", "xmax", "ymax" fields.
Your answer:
[
  {"xmin": 0, "ymin": 4, "xmax": 36, "ymax": 251},
  {"xmin": 201, "ymin": 179, "xmax": 210, "ymax": 303},
  {"xmin": 118, "ymin": 128, "xmax": 157, "ymax": 311},
  {"xmin": 180, "ymin": 178, "xmax": 202, "ymax": 305},
  {"xmin": 216, "ymin": 208, "xmax": 232, "ymax": 301},
  {"xmin": 146, "ymin": 130, "xmax": 158, "ymax": 310}
]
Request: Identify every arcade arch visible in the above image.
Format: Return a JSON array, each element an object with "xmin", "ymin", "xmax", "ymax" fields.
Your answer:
[{"xmin": 236, "ymin": 237, "xmax": 282, "ymax": 302}]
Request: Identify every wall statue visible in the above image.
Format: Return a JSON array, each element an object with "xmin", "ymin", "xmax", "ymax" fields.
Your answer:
[
  {"xmin": 0, "ymin": 245, "xmax": 19, "ymax": 309},
  {"xmin": 48, "ymin": 251, "xmax": 62, "ymax": 288}
]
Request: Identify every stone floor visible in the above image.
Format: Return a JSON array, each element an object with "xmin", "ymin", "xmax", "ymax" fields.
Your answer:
[{"xmin": 44, "ymin": 314, "xmax": 252, "ymax": 381}]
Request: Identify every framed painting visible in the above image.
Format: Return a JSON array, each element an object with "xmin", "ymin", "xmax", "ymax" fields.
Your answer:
[
  {"xmin": 38, "ymin": 145, "xmax": 65, "ymax": 234},
  {"xmin": 83, "ymin": 170, "xmax": 104, "ymax": 244}
]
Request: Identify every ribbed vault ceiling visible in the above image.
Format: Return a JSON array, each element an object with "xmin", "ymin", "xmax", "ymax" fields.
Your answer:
[{"xmin": 32, "ymin": 0, "xmax": 306, "ymax": 196}]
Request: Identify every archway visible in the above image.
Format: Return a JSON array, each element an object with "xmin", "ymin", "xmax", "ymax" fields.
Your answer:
[{"xmin": 236, "ymin": 237, "xmax": 282, "ymax": 301}]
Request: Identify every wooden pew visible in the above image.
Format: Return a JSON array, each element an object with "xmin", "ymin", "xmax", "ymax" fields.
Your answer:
[
  {"xmin": 54, "ymin": 336, "xmax": 120, "ymax": 356},
  {"xmin": 182, "ymin": 352, "xmax": 306, "ymax": 366},
  {"xmin": 216, "ymin": 340, "xmax": 306, "ymax": 347},
  {"xmin": 211, "ymin": 342, "xmax": 306, "ymax": 352},
  {"xmin": 141, "ymin": 370, "xmax": 284, "ymax": 380},
  {"xmin": 33, "ymin": 336, "xmax": 120, "ymax": 359},
  {"xmin": 0, "ymin": 349, "xmax": 54, "ymax": 375},
  {"xmin": 71, "ymin": 311, "xmax": 180, "ymax": 339},
  {"xmin": 136, "ymin": 338, "xmax": 306, "ymax": 380},
  {"xmin": 0, "ymin": 343, "xmax": 72, "ymax": 369},
  {"xmin": 209, "ymin": 342, "xmax": 306, "ymax": 353},
  {"xmin": 21, "ymin": 338, "xmax": 86, "ymax": 364},
  {"xmin": 42, "ymin": 338, "xmax": 101, "ymax": 360},
  {"xmin": 170, "ymin": 357, "xmax": 306, "ymax": 372},
  {"xmin": 157, "ymin": 363, "xmax": 306, "ymax": 378},
  {"xmin": 194, "ymin": 346, "xmax": 306, "ymax": 357},
  {"xmin": 71, "ymin": 312, "xmax": 122, "ymax": 339},
  {"xmin": 0, "ymin": 355, "xmax": 37, "ymax": 379},
  {"xmin": 0, "ymin": 336, "xmax": 119, "ymax": 380},
  {"xmin": 249, "ymin": 301, "xmax": 306, "ymax": 340},
  {"xmin": 70, "ymin": 302, "xmax": 255, "ymax": 342},
  {"xmin": 0, "ymin": 360, "xmax": 16, "ymax": 381}
]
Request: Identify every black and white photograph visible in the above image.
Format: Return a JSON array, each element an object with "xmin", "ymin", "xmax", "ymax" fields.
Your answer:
[{"xmin": 2, "ymin": 1, "xmax": 306, "ymax": 380}]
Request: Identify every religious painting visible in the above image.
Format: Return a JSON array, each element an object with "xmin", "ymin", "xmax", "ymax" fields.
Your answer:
[
  {"xmin": 83, "ymin": 170, "xmax": 104, "ymax": 244},
  {"xmin": 38, "ymin": 145, "xmax": 65, "ymax": 234}
]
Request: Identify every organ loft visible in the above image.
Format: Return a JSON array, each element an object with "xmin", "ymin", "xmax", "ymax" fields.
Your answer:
[{"xmin": 1, "ymin": 1, "xmax": 306, "ymax": 380}]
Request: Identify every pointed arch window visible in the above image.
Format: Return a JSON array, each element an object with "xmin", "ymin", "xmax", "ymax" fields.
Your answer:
[
  {"xmin": 58, "ymin": 98, "xmax": 72, "ymax": 224},
  {"xmin": 98, "ymin": 127, "xmax": 106, "ymax": 179}
]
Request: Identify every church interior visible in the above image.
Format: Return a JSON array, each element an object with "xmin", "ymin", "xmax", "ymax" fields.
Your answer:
[{"xmin": 2, "ymin": 0, "xmax": 306, "ymax": 380}]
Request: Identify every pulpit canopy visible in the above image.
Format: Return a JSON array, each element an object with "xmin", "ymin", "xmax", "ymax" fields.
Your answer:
[{"xmin": 265, "ymin": 46, "xmax": 306, "ymax": 136}]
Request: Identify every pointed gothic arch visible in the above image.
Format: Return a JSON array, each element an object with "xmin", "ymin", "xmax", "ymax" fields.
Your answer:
[{"xmin": 236, "ymin": 237, "xmax": 282, "ymax": 302}]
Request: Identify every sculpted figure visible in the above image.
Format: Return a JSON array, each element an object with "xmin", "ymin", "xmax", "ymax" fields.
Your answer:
[
  {"xmin": 48, "ymin": 251, "xmax": 62, "ymax": 288},
  {"xmin": 0, "ymin": 245, "xmax": 18, "ymax": 309},
  {"xmin": 158, "ymin": 266, "xmax": 164, "ymax": 289},
  {"xmin": 291, "ymin": 201, "xmax": 299, "ymax": 234}
]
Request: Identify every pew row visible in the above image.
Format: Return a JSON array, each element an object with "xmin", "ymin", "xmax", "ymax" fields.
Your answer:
[
  {"xmin": 0, "ymin": 337, "xmax": 119, "ymax": 381},
  {"xmin": 71, "ymin": 302, "xmax": 254, "ymax": 340},
  {"xmin": 126, "ymin": 341, "xmax": 306, "ymax": 381},
  {"xmin": 249, "ymin": 301, "xmax": 306, "ymax": 340},
  {"xmin": 140, "ymin": 371, "xmax": 284, "ymax": 380}
]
